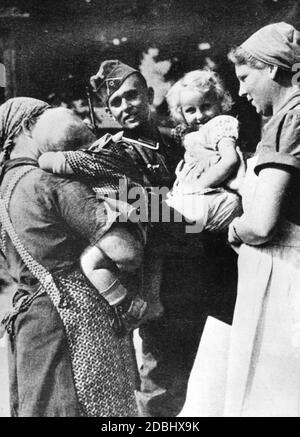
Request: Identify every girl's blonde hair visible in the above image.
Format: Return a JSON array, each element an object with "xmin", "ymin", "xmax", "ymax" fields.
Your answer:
[{"xmin": 166, "ymin": 69, "xmax": 233, "ymax": 124}]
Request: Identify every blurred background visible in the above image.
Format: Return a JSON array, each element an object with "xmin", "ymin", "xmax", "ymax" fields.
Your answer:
[{"xmin": 0, "ymin": 0, "xmax": 300, "ymax": 294}]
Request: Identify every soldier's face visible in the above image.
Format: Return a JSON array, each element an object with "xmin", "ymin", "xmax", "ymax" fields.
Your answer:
[{"xmin": 108, "ymin": 74, "xmax": 153, "ymax": 130}]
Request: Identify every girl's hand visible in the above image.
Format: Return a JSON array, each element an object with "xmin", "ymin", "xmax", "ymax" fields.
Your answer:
[
  {"xmin": 183, "ymin": 131, "xmax": 207, "ymax": 158},
  {"xmin": 175, "ymin": 160, "xmax": 203, "ymax": 183}
]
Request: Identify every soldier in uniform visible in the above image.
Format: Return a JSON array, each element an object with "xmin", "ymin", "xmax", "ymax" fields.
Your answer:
[
  {"xmin": 90, "ymin": 60, "xmax": 237, "ymax": 416},
  {"xmin": 90, "ymin": 60, "xmax": 180, "ymax": 189}
]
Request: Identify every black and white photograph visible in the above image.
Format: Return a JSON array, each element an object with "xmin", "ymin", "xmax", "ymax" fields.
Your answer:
[{"xmin": 0, "ymin": 0, "xmax": 300, "ymax": 420}]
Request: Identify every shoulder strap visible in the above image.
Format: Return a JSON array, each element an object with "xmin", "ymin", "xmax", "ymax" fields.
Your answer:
[{"xmin": 0, "ymin": 166, "xmax": 61, "ymax": 307}]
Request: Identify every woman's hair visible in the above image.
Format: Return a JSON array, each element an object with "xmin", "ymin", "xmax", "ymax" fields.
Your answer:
[
  {"xmin": 228, "ymin": 46, "xmax": 269, "ymax": 69},
  {"xmin": 166, "ymin": 69, "xmax": 233, "ymax": 124},
  {"xmin": 228, "ymin": 46, "xmax": 293, "ymax": 85}
]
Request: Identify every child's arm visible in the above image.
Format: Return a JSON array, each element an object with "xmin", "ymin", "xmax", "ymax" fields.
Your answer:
[
  {"xmin": 38, "ymin": 151, "xmax": 75, "ymax": 174},
  {"xmin": 196, "ymin": 138, "xmax": 239, "ymax": 188},
  {"xmin": 39, "ymin": 150, "xmax": 108, "ymax": 179},
  {"xmin": 226, "ymin": 146, "xmax": 247, "ymax": 193}
]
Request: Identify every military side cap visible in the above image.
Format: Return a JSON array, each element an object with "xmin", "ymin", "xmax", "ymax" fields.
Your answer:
[{"xmin": 90, "ymin": 60, "xmax": 140, "ymax": 105}]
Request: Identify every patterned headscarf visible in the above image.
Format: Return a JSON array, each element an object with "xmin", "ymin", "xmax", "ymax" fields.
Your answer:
[{"xmin": 0, "ymin": 97, "xmax": 51, "ymax": 165}]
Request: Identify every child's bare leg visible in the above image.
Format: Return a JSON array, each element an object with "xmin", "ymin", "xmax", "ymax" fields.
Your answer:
[
  {"xmin": 81, "ymin": 245, "xmax": 128, "ymax": 305},
  {"xmin": 81, "ymin": 224, "xmax": 147, "ymax": 333},
  {"xmin": 81, "ymin": 224, "xmax": 143, "ymax": 302},
  {"xmin": 98, "ymin": 224, "xmax": 144, "ymax": 273},
  {"xmin": 81, "ymin": 246, "xmax": 127, "ymax": 305}
]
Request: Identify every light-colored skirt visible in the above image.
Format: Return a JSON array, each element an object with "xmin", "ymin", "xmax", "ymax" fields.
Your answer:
[
  {"xmin": 179, "ymin": 220, "xmax": 300, "ymax": 417},
  {"xmin": 225, "ymin": 220, "xmax": 300, "ymax": 417}
]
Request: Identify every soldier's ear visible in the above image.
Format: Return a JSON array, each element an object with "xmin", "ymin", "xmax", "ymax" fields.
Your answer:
[{"xmin": 147, "ymin": 87, "xmax": 154, "ymax": 105}]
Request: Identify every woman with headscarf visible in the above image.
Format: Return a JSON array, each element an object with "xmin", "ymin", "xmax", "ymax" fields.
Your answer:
[
  {"xmin": 0, "ymin": 97, "xmax": 138, "ymax": 417},
  {"xmin": 180, "ymin": 22, "xmax": 300, "ymax": 417}
]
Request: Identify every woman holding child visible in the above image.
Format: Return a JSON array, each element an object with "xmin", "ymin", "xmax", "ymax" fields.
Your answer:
[
  {"xmin": 181, "ymin": 21, "xmax": 300, "ymax": 417},
  {"xmin": 166, "ymin": 69, "xmax": 242, "ymax": 233},
  {"xmin": 0, "ymin": 97, "xmax": 141, "ymax": 417}
]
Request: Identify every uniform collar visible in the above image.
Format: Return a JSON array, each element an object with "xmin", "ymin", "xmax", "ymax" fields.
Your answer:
[{"xmin": 123, "ymin": 126, "xmax": 163, "ymax": 150}]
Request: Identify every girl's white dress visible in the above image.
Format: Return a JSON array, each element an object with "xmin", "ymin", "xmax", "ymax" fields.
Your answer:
[{"xmin": 167, "ymin": 115, "xmax": 241, "ymax": 233}]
